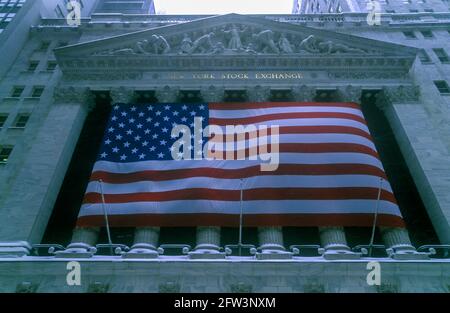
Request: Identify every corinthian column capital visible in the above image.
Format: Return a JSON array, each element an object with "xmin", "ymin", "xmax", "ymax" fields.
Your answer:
[
  {"xmin": 155, "ymin": 86, "xmax": 178, "ymax": 103},
  {"xmin": 201, "ymin": 85, "xmax": 224, "ymax": 102},
  {"xmin": 293, "ymin": 85, "xmax": 315, "ymax": 102},
  {"xmin": 248, "ymin": 85, "xmax": 270, "ymax": 102},
  {"xmin": 53, "ymin": 86, "xmax": 94, "ymax": 107},
  {"xmin": 339, "ymin": 85, "xmax": 362, "ymax": 103},
  {"xmin": 379, "ymin": 85, "xmax": 421, "ymax": 107},
  {"xmin": 110, "ymin": 87, "xmax": 134, "ymax": 104}
]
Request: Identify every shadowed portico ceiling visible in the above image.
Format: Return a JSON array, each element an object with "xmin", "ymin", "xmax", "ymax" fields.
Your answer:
[{"xmin": 54, "ymin": 13, "xmax": 419, "ymax": 80}]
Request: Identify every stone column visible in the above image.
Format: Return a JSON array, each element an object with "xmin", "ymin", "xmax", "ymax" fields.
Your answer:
[
  {"xmin": 0, "ymin": 87, "xmax": 93, "ymax": 257},
  {"xmin": 375, "ymin": 86, "xmax": 430, "ymax": 259},
  {"xmin": 319, "ymin": 227, "xmax": 360, "ymax": 260},
  {"xmin": 248, "ymin": 86, "xmax": 292, "ymax": 259},
  {"xmin": 189, "ymin": 86, "xmax": 227, "ymax": 259},
  {"xmin": 314, "ymin": 86, "xmax": 363, "ymax": 260},
  {"xmin": 113, "ymin": 88, "xmax": 164, "ymax": 259},
  {"xmin": 256, "ymin": 227, "xmax": 292, "ymax": 259},
  {"xmin": 189, "ymin": 226, "xmax": 225, "ymax": 259},
  {"xmin": 380, "ymin": 227, "xmax": 428, "ymax": 260},
  {"xmin": 123, "ymin": 227, "xmax": 160, "ymax": 259},
  {"xmin": 110, "ymin": 86, "xmax": 134, "ymax": 104},
  {"xmin": 293, "ymin": 85, "xmax": 359, "ymax": 260},
  {"xmin": 55, "ymin": 227, "xmax": 100, "ymax": 258}
]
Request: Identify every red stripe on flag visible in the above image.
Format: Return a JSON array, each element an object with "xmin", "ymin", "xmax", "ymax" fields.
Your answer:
[
  {"xmin": 82, "ymin": 187, "xmax": 396, "ymax": 204},
  {"xmin": 209, "ymin": 125, "xmax": 373, "ymax": 141},
  {"xmin": 210, "ymin": 112, "xmax": 367, "ymax": 126},
  {"xmin": 90, "ymin": 163, "xmax": 387, "ymax": 183},
  {"xmin": 210, "ymin": 143, "xmax": 379, "ymax": 159},
  {"xmin": 209, "ymin": 102, "xmax": 362, "ymax": 110}
]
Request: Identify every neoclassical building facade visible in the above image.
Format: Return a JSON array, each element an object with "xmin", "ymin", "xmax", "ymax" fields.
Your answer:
[{"xmin": 0, "ymin": 3, "xmax": 450, "ymax": 292}]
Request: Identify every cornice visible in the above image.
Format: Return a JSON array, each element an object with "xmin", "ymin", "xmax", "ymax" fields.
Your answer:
[{"xmin": 36, "ymin": 12, "xmax": 450, "ymax": 27}]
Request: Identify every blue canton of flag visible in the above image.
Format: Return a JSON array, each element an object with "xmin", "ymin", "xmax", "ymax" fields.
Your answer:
[{"xmin": 98, "ymin": 103, "xmax": 208, "ymax": 162}]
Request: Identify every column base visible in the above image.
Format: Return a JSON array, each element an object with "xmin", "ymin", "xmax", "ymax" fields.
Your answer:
[
  {"xmin": 122, "ymin": 244, "xmax": 159, "ymax": 259},
  {"xmin": 54, "ymin": 243, "xmax": 97, "ymax": 258},
  {"xmin": 387, "ymin": 245, "xmax": 430, "ymax": 260},
  {"xmin": 322, "ymin": 244, "xmax": 361, "ymax": 260},
  {"xmin": 0, "ymin": 241, "xmax": 32, "ymax": 258},
  {"xmin": 188, "ymin": 244, "xmax": 226, "ymax": 259},
  {"xmin": 255, "ymin": 244, "xmax": 293, "ymax": 260}
]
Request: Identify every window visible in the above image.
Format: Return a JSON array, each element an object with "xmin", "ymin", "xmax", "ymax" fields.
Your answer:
[
  {"xmin": 418, "ymin": 50, "xmax": 431, "ymax": 63},
  {"xmin": 0, "ymin": 114, "xmax": 8, "ymax": 128},
  {"xmin": 46, "ymin": 61, "xmax": 57, "ymax": 71},
  {"xmin": 27, "ymin": 61, "xmax": 39, "ymax": 71},
  {"xmin": 421, "ymin": 30, "xmax": 433, "ymax": 38},
  {"xmin": 11, "ymin": 86, "xmax": 24, "ymax": 97},
  {"xmin": 409, "ymin": 9, "xmax": 419, "ymax": 13},
  {"xmin": 13, "ymin": 114, "xmax": 29, "ymax": 128},
  {"xmin": 433, "ymin": 48, "xmax": 449, "ymax": 63},
  {"xmin": 31, "ymin": 86, "xmax": 44, "ymax": 98},
  {"xmin": 403, "ymin": 31, "xmax": 416, "ymax": 39},
  {"xmin": 38, "ymin": 41, "xmax": 50, "ymax": 51},
  {"xmin": 434, "ymin": 81, "xmax": 450, "ymax": 94},
  {"xmin": 424, "ymin": 9, "xmax": 434, "ymax": 13},
  {"xmin": 0, "ymin": 146, "xmax": 13, "ymax": 164}
]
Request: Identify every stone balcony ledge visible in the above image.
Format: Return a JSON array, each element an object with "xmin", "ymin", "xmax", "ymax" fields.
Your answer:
[{"xmin": 0, "ymin": 258, "xmax": 449, "ymax": 292}]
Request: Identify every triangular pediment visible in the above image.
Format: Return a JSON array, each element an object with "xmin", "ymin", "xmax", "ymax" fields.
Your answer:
[{"xmin": 55, "ymin": 13, "xmax": 418, "ymax": 76}]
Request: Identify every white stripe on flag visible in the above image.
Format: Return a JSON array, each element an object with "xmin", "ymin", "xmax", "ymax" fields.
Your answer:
[
  {"xmin": 79, "ymin": 199, "xmax": 401, "ymax": 216},
  {"xmin": 208, "ymin": 133, "xmax": 376, "ymax": 151},
  {"xmin": 85, "ymin": 175, "xmax": 393, "ymax": 194},
  {"xmin": 209, "ymin": 106, "xmax": 365, "ymax": 118},
  {"xmin": 92, "ymin": 153, "xmax": 384, "ymax": 173}
]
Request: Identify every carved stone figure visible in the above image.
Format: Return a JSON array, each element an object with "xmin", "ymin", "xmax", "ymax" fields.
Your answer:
[
  {"xmin": 108, "ymin": 40, "xmax": 148, "ymax": 55},
  {"xmin": 298, "ymin": 35, "xmax": 320, "ymax": 53},
  {"xmin": 251, "ymin": 30, "xmax": 280, "ymax": 54},
  {"xmin": 223, "ymin": 24, "xmax": 245, "ymax": 51},
  {"xmin": 189, "ymin": 32, "xmax": 216, "ymax": 54},
  {"xmin": 244, "ymin": 43, "xmax": 258, "ymax": 54},
  {"xmin": 317, "ymin": 41, "xmax": 365, "ymax": 54},
  {"xmin": 211, "ymin": 41, "xmax": 225, "ymax": 54},
  {"xmin": 95, "ymin": 27, "xmax": 368, "ymax": 57},
  {"xmin": 179, "ymin": 33, "xmax": 193, "ymax": 54},
  {"xmin": 135, "ymin": 40, "xmax": 150, "ymax": 54},
  {"xmin": 108, "ymin": 48, "xmax": 135, "ymax": 55},
  {"xmin": 150, "ymin": 34, "xmax": 171, "ymax": 54},
  {"xmin": 278, "ymin": 33, "xmax": 293, "ymax": 54}
]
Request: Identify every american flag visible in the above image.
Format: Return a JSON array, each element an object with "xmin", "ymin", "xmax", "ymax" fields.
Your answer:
[{"xmin": 77, "ymin": 102, "xmax": 404, "ymax": 228}]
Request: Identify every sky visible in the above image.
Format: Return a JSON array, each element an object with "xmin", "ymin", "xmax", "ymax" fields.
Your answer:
[{"xmin": 153, "ymin": 0, "xmax": 294, "ymax": 15}]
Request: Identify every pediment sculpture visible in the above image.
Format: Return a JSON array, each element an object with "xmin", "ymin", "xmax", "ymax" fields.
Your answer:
[{"xmin": 93, "ymin": 24, "xmax": 368, "ymax": 57}]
